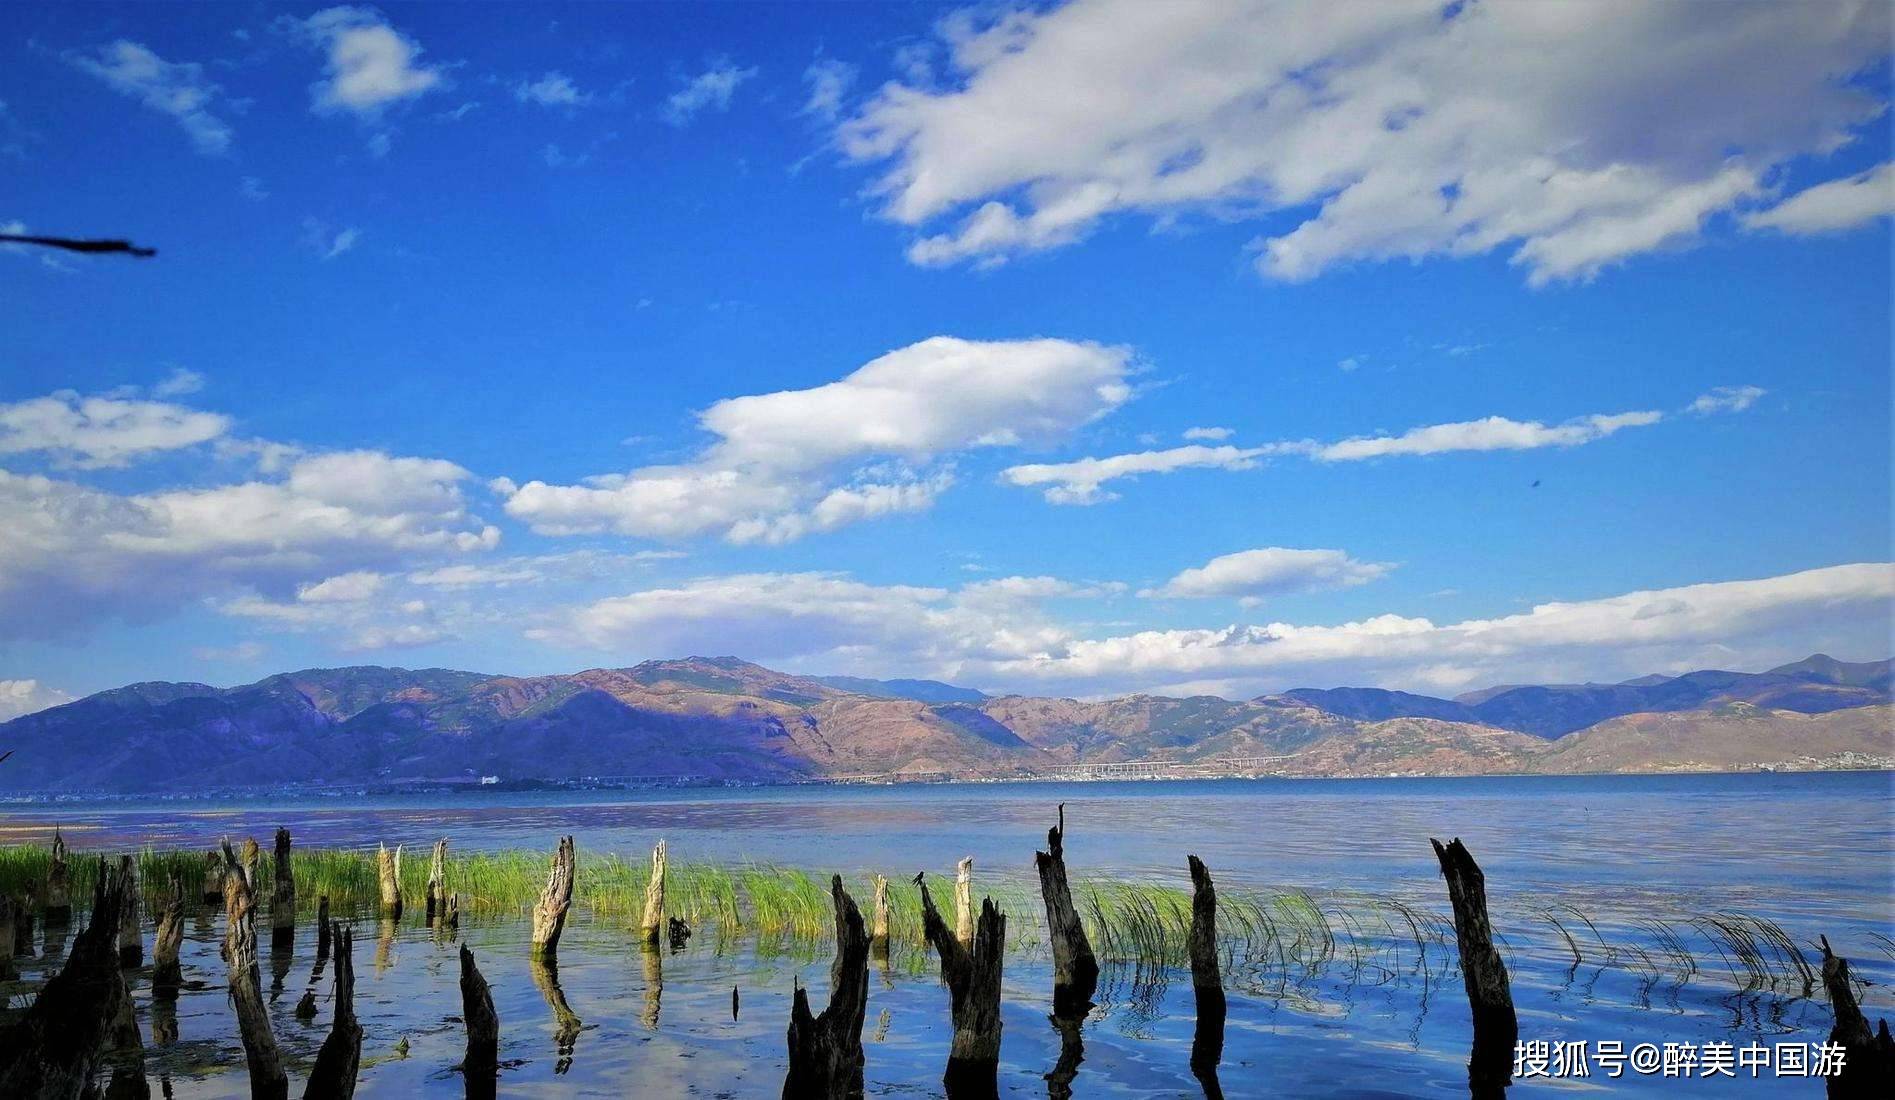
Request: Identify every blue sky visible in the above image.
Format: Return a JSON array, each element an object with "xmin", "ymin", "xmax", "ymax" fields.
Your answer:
[{"xmin": 2, "ymin": 0, "xmax": 1892, "ymax": 715}]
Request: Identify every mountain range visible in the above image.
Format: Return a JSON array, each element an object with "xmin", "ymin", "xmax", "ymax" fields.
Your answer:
[{"xmin": 0, "ymin": 654, "xmax": 1888, "ymax": 793}]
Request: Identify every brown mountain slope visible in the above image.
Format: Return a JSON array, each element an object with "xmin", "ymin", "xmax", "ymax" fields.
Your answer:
[{"xmin": 1531, "ymin": 704, "xmax": 1895, "ymax": 773}]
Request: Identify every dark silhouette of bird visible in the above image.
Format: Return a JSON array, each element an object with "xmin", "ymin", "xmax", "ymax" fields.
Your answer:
[
  {"xmin": 0, "ymin": 749, "xmax": 11, "ymax": 765},
  {"xmin": 911, "ymin": 871, "xmax": 926, "ymax": 886},
  {"xmin": 1530, "ymin": 479, "xmax": 1541, "ymax": 488}
]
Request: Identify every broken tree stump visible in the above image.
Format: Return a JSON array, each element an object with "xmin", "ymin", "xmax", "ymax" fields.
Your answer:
[
  {"xmin": 223, "ymin": 840, "xmax": 289, "ymax": 1100},
  {"xmin": 315, "ymin": 896, "xmax": 331, "ymax": 961},
  {"xmin": 304, "ymin": 923, "xmax": 361, "ymax": 1100},
  {"xmin": 116, "ymin": 855, "xmax": 142, "ymax": 967},
  {"xmin": 12, "ymin": 892, "xmax": 33, "ymax": 957},
  {"xmin": 426, "ymin": 838, "xmax": 448, "ymax": 925},
  {"xmin": 1431, "ymin": 837, "xmax": 1516, "ymax": 1099},
  {"xmin": 202, "ymin": 850, "xmax": 224, "ymax": 905},
  {"xmin": 459, "ymin": 946, "xmax": 499, "ymax": 1100},
  {"xmin": 0, "ymin": 860, "xmax": 132, "ymax": 1097},
  {"xmin": 921, "ymin": 880, "xmax": 1006, "ymax": 1099},
  {"xmin": 0, "ymin": 894, "xmax": 16, "ymax": 981},
  {"xmin": 1187, "ymin": 854, "xmax": 1227, "ymax": 1099},
  {"xmin": 870, "ymin": 874, "xmax": 890, "ymax": 957},
  {"xmin": 377, "ymin": 843, "xmax": 403, "ymax": 921},
  {"xmin": 45, "ymin": 826, "xmax": 72, "ymax": 922},
  {"xmin": 1819, "ymin": 936, "xmax": 1895, "ymax": 1099},
  {"xmin": 783, "ymin": 875, "xmax": 871, "ymax": 1099},
  {"xmin": 1035, "ymin": 804, "xmax": 1098, "ymax": 1017},
  {"xmin": 530, "ymin": 955, "xmax": 583, "ymax": 1075},
  {"xmin": 641, "ymin": 839, "xmax": 667, "ymax": 948},
  {"xmin": 954, "ymin": 857, "xmax": 974, "ymax": 949},
  {"xmin": 531, "ymin": 835, "xmax": 576, "ymax": 959},
  {"xmin": 442, "ymin": 892, "xmax": 461, "ymax": 934},
  {"xmin": 271, "ymin": 828, "xmax": 295, "ymax": 952},
  {"xmin": 152, "ymin": 888, "xmax": 184, "ymax": 994}
]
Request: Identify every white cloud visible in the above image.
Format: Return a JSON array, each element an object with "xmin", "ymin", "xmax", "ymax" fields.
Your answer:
[
  {"xmin": 1314, "ymin": 410, "xmax": 1662, "ymax": 461},
  {"xmin": 1002, "ymin": 444, "xmax": 1273, "ymax": 505},
  {"xmin": 502, "ymin": 336, "xmax": 1133, "ymax": 540},
  {"xmin": 240, "ymin": 176, "xmax": 270, "ymax": 202},
  {"xmin": 1743, "ymin": 161, "xmax": 1895, "ymax": 235},
  {"xmin": 1181, "ymin": 426, "xmax": 1232, "ymax": 441},
  {"xmin": 296, "ymin": 6, "xmax": 444, "ymax": 116},
  {"xmin": 839, "ymin": 0, "xmax": 1890, "ymax": 283},
  {"xmin": 152, "ymin": 367, "xmax": 205, "ymax": 398},
  {"xmin": 1337, "ymin": 357, "xmax": 1361, "ymax": 372},
  {"xmin": 1688, "ymin": 385, "xmax": 1767, "ymax": 416},
  {"xmin": 69, "ymin": 41, "xmax": 233, "ymax": 155},
  {"xmin": 0, "ymin": 679, "xmax": 73, "ymax": 721},
  {"xmin": 515, "ymin": 71, "xmax": 590, "ymax": 108},
  {"xmin": 802, "ymin": 58, "xmax": 857, "ymax": 121},
  {"xmin": 303, "ymin": 218, "xmax": 360, "ymax": 260},
  {"xmin": 297, "ymin": 570, "xmax": 385, "ymax": 603},
  {"xmin": 0, "ymin": 390, "xmax": 229, "ymax": 468},
  {"xmin": 664, "ymin": 61, "xmax": 758, "ymax": 126},
  {"xmin": 527, "ymin": 562, "xmax": 1895, "ymax": 698},
  {"xmin": 1142, "ymin": 547, "xmax": 1394, "ymax": 602}
]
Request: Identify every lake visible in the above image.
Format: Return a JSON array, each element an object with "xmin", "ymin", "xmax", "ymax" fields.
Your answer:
[{"xmin": 2, "ymin": 772, "xmax": 1890, "ymax": 1095}]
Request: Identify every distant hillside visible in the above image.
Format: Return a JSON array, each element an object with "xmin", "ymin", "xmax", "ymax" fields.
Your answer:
[{"xmin": 0, "ymin": 654, "xmax": 1887, "ymax": 793}]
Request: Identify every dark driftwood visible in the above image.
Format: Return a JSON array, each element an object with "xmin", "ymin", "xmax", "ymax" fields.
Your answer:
[
  {"xmin": 920, "ymin": 880, "xmax": 1006, "ymax": 1099},
  {"xmin": 45, "ymin": 826, "xmax": 72, "ymax": 922},
  {"xmin": 426, "ymin": 839, "xmax": 448, "ymax": 925},
  {"xmin": 459, "ymin": 946, "xmax": 499, "ymax": 1100},
  {"xmin": 271, "ymin": 829, "xmax": 295, "ymax": 952},
  {"xmin": 1035, "ymin": 804, "xmax": 1099, "ymax": 1017},
  {"xmin": 377, "ymin": 844, "xmax": 403, "ymax": 921},
  {"xmin": 531, "ymin": 836, "xmax": 575, "ymax": 958},
  {"xmin": 530, "ymin": 955, "xmax": 582, "ymax": 1075},
  {"xmin": 304, "ymin": 923, "xmax": 362, "ymax": 1100},
  {"xmin": 152, "ymin": 889, "xmax": 184, "ymax": 993},
  {"xmin": 1187, "ymin": 855, "xmax": 1227, "ymax": 1099},
  {"xmin": 0, "ymin": 860, "xmax": 131, "ymax": 1097},
  {"xmin": 114, "ymin": 855, "xmax": 141, "ymax": 968},
  {"xmin": 1819, "ymin": 936, "xmax": 1895, "ymax": 1098},
  {"xmin": 315, "ymin": 896, "xmax": 332, "ymax": 961},
  {"xmin": 1431, "ymin": 837, "xmax": 1516, "ymax": 1098},
  {"xmin": 223, "ymin": 840, "xmax": 289, "ymax": 1100},
  {"xmin": 668, "ymin": 916, "xmax": 692, "ymax": 950},
  {"xmin": 783, "ymin": 875, "xmax": 871, "ymax": 1099}
]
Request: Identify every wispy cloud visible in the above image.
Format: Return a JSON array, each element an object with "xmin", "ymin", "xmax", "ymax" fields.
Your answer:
[
  {"xmin": 663, "ymin": 60, "xmax": 757, "ymax": 126},
  {"xmin": 68, "ymin": 41, "xmax": 233, "ymax": 154},
  {"xmin": 1743, "ymin": 163, "xmax": 1895, "ymax": 236},
  {"xmin": 515, "ymin": 71, "xmax": 591, "ymax": 108}
]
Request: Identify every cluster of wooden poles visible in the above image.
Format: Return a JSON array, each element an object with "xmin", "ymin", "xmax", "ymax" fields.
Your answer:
[{"xmin": 0, "ymin": 810, "xmax": 1891, "ymax": 1099}]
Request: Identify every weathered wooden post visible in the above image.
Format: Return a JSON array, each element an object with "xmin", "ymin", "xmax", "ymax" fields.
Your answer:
[
  {"xmin": 152, "ymin": 888, "xmax": 184, "ymax": 994},
  {"xmin": 870, "ymin": 874, "xmax": 890, "ymax": 957},
  {"xmin": 12, "ymin": 892, "xmax": 32, "ymax": 958},
  {"xmin": 241, "ymin": 837, "xmax": 261, "ymax": 889},
  {"xmin": 271, "ymin": 828, "xmax": 295, "ymax": 952},
  {"xmin": 304, "ymin": 923, "xmax": 362, "ymax": 1100},
  {"xmin": 113, "ymin": 855, "xmax": 142, "ymax": 968},
  {"xmin": 315, "ymin": 896, "xmax": 332, "ymax": 961},
  {"xmin": 425, "ymin": 839, "xmax": 448, "ymax": 925},
  {"xmin": 377, "ymin": 844, "xmax": 403, "ymax": 921},
  {"xmin": 202, "ymin": 850, "xmax": 224, "ymax": 906},
  {"xmin": 45, "ymin": 826, "xmax": 72, "ymax": 923},
  {"xmin": 442, "ymin": 892, "xmax": 461, "ymax": 934},
  {"xmin": 920, "ymin": 879, "xmax": 1006, "ymax": 1098},
  {"xmin": 530, "ymin": 955, "xmax": 582, "ymax": 1074},
  {"xmin": 954, "ymin": 857, "xmax": 974, "ymax": 949},
  {"xmin": 1036, "ymin": 805, "xmax": 1099, "ymax": 1016},
  {"xmin": 783, "ymin": 875, "xmax": 871, "ymax": 1099},
  {"xmin": 641, "ymin": 839, "xmax": 668, "ymax": 948},
  {"xmin": 531, "ymin": 836, "xmax": 576, "ymax": 959},
  {"xmin": 0, "ymin": 895, "xmax": 16, "ymax": 982},
  {"xmin": 1187, "ymin": 855, "xmax": 1226, "ymax": 1099},
  {"xmin": 459, "ymin": 946, "xmax": 499, "ymax": 1100},
  {"xmin": 1430, "ymin": 837, "xmax": 1516, "ymax": 1099},
  {"xmin": 223, "ymin": 840, "xmax": 288, "ymax": 1100},
  {"xmin": 0, "ymin": 864, "xmax": 131, "ymax": 1095},
  {"xmin": 1819, "ymin": 936, "xmax": 1895, "ymax": 1098}
]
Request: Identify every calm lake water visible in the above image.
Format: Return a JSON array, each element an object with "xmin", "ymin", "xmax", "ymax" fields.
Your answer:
[{"xmin": 3, "ymin": 772, "xmax": 1891, "ymax": 1096}]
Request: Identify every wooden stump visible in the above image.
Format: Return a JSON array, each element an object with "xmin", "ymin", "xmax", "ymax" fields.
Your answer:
[
  {"xmin": 1819, "ymin": 936, "xmax": 1895, "ymax": 1098},
  {"xmin": 870, "ymin": 874, "xmax": 890, "ymax": 957},
  {"xmin": 1035, "ymin": 804, "xmax": 1098, "ymax": 1017},
  {"xmin": 459, "ymin": 946, "xmax": 499, "ymax": 1100},
  {"xmin": 530, "ymin": 836, "xmax": 576, "ymax": 959},
  {"xmin": 0, "ymin": 860, "xmax": 132, "ymax": 1097},
  {"xmin": 377, "ymin": 844, "xmax": 403, "ymax": 921},
  {"xmin": 152, "ymin": 888, "xmax": 184, "ymax": 994},
  {"xmin": 425, "ymin": 839, "xmax": 448, "ymax": 926},
  {"xmin": 304, "ymin": 923, "xmax": 362, "ymax": 1100},
  {"xmin": 201, "ymin": 850, "xmax": 224, "ymax": 906},
  {"xmin": 315, "ymin": 896, "xmax": 332, "ymax": 961},
  {"xmin": 442, "ymin": 892, "xmax": 461, "ymax": 934},
  {"xmin": 271, "ymin": 828, "xmax": 295, "ymax": 952},
  {"xmin": 1430, "ymin": 837, "xmax": 1516, "ymax": 1099},
  {"xmin": 11, "ymin": 893, "xmax": 32, "ymax": 958},
  {"xmin": 953, "ymin": 857, "xmax": 974, "ymax": 949},
  {"xmin": 530, "ymin": 955, "xmax": 582, "ymax": 1075},
  {"xmin": 0, "ymin": 894, "xmax": 16, "ymax": 981},
  {"xmin": 920, "ymin": 880, "xmax": 1006, "ymax": 1099},
  {"xmin": 640, "ymin": 839, "xmax": 667, "ymax": 948},
  {"xmin": 783, "ymin": 875, "xmax": 871, "ymax": 1099},
  {"xmin": 109, "ymin": 856, "xmax": 141, "ymax": 971},
  {"xmin": 44, "ymin": 826, "xmax": 72, "ymax": 922},
  {"xmin": 222, "ymin": 841, "xmax": 289, "ymax": 1100},
  {"xmin": 1187, "ymin": 855, "xmax": 1226, "ymax": 1099}
]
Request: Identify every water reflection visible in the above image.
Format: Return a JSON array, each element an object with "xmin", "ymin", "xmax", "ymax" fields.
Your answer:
[{"xmin": 529, "ymin": 955, "xmax": 583, "ymax": 1073}]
